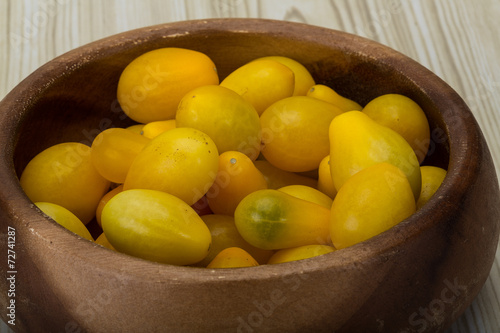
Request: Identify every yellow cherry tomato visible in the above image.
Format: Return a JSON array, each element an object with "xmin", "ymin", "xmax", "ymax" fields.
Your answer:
[
  {"xmin": 141, "ymin": 119, "xmax": 176, "ymax": 139},
  {"xmin": 253, "ymin": 160, "xmax": 317, "ymax": 189},
  {"xmin": 20, "ymin": 142, "xmax": 110, "ymax": 224},
  {"xmin": 195, "ymin": 214, "xmax": 274, "ymax": 267},
  {"xmin": 278, "ymin": 185, "xmax": 332, "ymax": 209},
  {"xmin": 206, "ymin": 151, "xmax": 268, "ymax": 216},
  {"xmin": 267, "ymin": 245, "xmax": 335, "ymax": 264},
  {"xmin": 95, "ymin": 185, "xmax": 124, "ymax": 227},
  {"xmin": 176, "ymin": 85, "xmax": 261, "ymax": 160},
  {"xmin": 235, "ymin": 189, "xmax": 330, "ymax": 250},
  {"xmin": 207, "ymin": 247, "xmax": 259, "ymax": 269},
  {"xmin": 329, "ymin": 111, "xmax": 421, "ymax": 200},
  {"xmin": 260, "ymin": 96, "xmax": 343, "ymax": 172},
  {"xmin": 101, "ymin": 189, "xmax": 211, "ymax": 265},
  {"xmin": 330, "ymin": 163, "xmax": 416, "ymax": 250},
  {"xmin": 254, "ymin": 56, "xmax": 315, "ymax": 96},
  {"xmin": 220, "ymin": 59, "xmax": 294, "ymax": 115},
  {"xmin": 362, "ymin": 94, "xmax": 430, "ymax": 164},
  {"xmin": 35, "ymin": 202, "xmax": 93, "ymax": 241},
  {"xmin": 126, "ymin": 124, "xmax": 145, "ymax": 134},
  {"xmin": 117, "ymin": 47, "xmax": 219, "ymax": 123},
  {"xmin": 307, "ymin": 84, "xmax": 362, "ymax": 112},
  {"xmin": 95, "ymin": 233, "xmax": 116, "ymax": 251},
  {"xmin": 91, "ymin": 128, "xmax": 150, "ymax": 183},
  {"xmin": 417, "ymin": 166, "xmax": 447, "ymax": 209},
  {"xmin": 124, "ymin": 127, "xmax": 219, "ymax": 205},
  {"xmin": 317, "ymin": 155, "xmax": 337, "ymax": 199}
]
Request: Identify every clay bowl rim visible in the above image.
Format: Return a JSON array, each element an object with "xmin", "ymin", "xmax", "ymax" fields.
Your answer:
[{"xmin": 0, "ymin": 18, "xmax": 475, "ymax": 282}]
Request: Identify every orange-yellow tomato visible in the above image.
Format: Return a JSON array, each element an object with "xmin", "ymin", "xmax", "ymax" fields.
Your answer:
[
  {"xmin": 362, "ymin": 94, "xmax": 430, "ymax": 164},
  {"xmin": 117, "ymin": 47, "xmax": 219, "ymax": 123},
  {"xmin": 330, "ymin": 163, "xmax": 416, "ymax": 249},
  {"xmin": 124, "ymin": 127, "xmax": 219, "ymax": 205},
  {"xmin": 207, "ymin": 247, "xmax": 259, "ymax": 269},
  {"xmin": 101, "ymin": 189, "xmax": 212, "ymax": 265},
  {"xmin": 91, "ymin": 128, "xmax": 150, "ymax": 184},
  {"xmin": 260, "ymin": 96, "xmax": 343, "ymax": 172},
  {"xmin": 220, "ymin": 59, "xmax": 295, "ymax": 115},
  {"xmin": 206, "ymin": 151, "xmax": 268, "ymax": 216},
  {"xmin": 20, "ymin": 142, "xmax": 110, "ymax": 224}
]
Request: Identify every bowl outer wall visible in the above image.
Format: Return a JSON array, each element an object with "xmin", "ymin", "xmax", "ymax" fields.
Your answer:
[{"xmin": 0, "ymin": 19, "xmax": 499, "ymax": 333}]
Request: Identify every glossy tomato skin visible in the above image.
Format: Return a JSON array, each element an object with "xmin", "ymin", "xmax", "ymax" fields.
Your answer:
[
  {"xmin": 124, "ymin": 127, "xmax": 219, "ymax": 206},
  {"xmin": 260, "ymin": 96, "xmax": 343, "ymax": 172},
  {"xmin": 330, "ymin": 163, "xmax": 416, "ymax": 250},
  {"xmin": 234, "ymin": 189, "xmax": 330, "ymax": 250},
  {"xmin": 176, "ymin": 85, "xmax": 261, "ymax": 160},
  {"xmin": 101, "ymin": 189, "xmax": 211, "ymax": 266},
  {"xmin": 20, "ymin": 142, "xmax": 110, "ymax": 224},
  {"xmin": 117, "ymin": 47, "xmax": 219, "ymax": 123}
]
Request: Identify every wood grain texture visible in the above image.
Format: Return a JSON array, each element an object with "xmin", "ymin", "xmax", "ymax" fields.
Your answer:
[{"xmin": 1, "ymin": 1, "xmax": 499, "ymax": 332}]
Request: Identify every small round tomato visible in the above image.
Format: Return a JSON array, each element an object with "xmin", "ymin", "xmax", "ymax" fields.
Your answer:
[
  {"xmin": 362, "ymin": 94, "xmax": 430, "ymax": 164},
  {"xmin": 260, "ymin": 96, "xmax": 343, "ymax": 172},
  {"xmin": 91, "ymin": 128, "xmax": 150, "ymax": 184},
  {"xmin": 124, "ymin": 127, "xmax": 219, "ymax": 206},
  {"xmin": 176, "ymin": 85, "xmax": 261, "ymax": 160},
  {"xmin": 101, "ymin": 189, "xmax": 212, "ymax": 265},
  {"xmin": 20, "ymin": 142, "xmax": 110, "ymax": 224},
  {"xmin": 220, "ymin": 59, "xmax": 294, "ymax": 115}
]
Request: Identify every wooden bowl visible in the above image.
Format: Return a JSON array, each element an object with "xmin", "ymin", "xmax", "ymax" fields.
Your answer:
[{"xmin": 0, "ymin": 19, "xmax": 499, "ymax": 333}]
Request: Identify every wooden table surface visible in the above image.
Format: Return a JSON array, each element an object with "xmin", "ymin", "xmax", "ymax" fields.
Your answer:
[{"xmin": 1, "ymin": 1, "xmax": 499, "ymax": 332}]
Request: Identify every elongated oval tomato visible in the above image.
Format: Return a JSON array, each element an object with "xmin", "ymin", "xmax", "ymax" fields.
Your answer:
[{"xmin": 101, "ymin": 189, "xmax": 212, "ymax": 265}]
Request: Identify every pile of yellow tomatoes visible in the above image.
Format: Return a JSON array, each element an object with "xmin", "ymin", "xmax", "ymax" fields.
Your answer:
[{"xmin": 19, "ymin": 47, "xmax": 447, "ymax": 268}]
